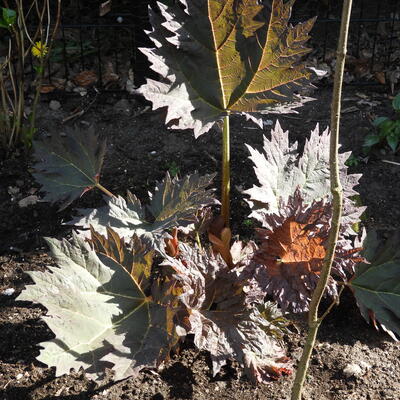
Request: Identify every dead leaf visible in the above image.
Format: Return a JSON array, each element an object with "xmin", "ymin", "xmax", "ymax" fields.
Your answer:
[
  {"xmin": 40, "ymin": 85, "xmax": 56, "ymax": 94},
  {"xmin": 342, "ymin": 106, "xmax": 359, "ymax": 114},
  {"xmin": 18, "ymin": 195, "xmax": 39, "ymax": 208},
  {"xmin": 73, "ymin": 70, "xmax": 98, "ymax": 87},
  {"xmin": 103, "ymin": 60, "xmax": 120, "ymax": 86},
  {"xmin": 99, "ymin": 0, "xmax": 112, "ymax": 17}
]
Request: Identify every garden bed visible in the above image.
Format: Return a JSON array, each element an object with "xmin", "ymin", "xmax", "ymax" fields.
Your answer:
[{"xmin": 0, "ymin": 85, "xmax": 399, "ymax": 400}]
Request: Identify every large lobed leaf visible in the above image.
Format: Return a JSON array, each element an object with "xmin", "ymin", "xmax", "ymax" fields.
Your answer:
[
  {"xmin": 244, "ymin": 189, "xmax": 364, "ymax": 313},
  {"xmin": 349, "ymin": 231, "xmax": 400, "ymax": 340},
  {"xmin": 17, "ymin": 233, "xmax": 178, "ymax": 381},
  {"xmin": 245, "ymin": 121, "xmax": 365, "ymax": 232},
  {"xmin": 163, "ymin": 243, "xmax": 292, "ymax": 383},
  {"xmin": 33, "ymin": 126, "xmax": 106, "ymax": 210},
  {"xmin": 243, "ymin": 123, "xmax": 366, "ymax": 312},
  {"xmin": 138, "ymin": 0, "xmax": 317, "ymax": 137},
  {"xmin": 69, "ymin": 172, "xmax": 216, "ymax": 242},
  {"xmin": 17, "ymin": 227, "xmax": 292, "ymax": 384}
]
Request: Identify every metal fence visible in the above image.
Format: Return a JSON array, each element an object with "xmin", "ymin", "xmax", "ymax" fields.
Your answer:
[{"xmin": 39, "ymin": 0, "xmax": 400, "ymax": 91}]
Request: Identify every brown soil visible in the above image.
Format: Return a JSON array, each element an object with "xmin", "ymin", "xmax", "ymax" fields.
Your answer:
[{"xmin": 1, "ymin": 86, "xmax": 399, "ymax": 400}]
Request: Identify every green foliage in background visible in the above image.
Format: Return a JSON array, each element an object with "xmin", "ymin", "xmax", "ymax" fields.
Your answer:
[{"xmin": 364, "ymin": 93, "xmax": 400, "ymax": 153}]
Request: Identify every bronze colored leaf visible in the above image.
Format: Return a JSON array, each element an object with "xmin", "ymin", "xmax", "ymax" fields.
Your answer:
[
  {"xmin": 165, "ymin": 227, "xmax": 180, "ymax": 258},
  {"xmin": 73, "ymin": 70, "xmax": 98, "ymax": 87},
  {"xmin": 88, "ymin": 226, "xmax": 154, "ymax": 293},
  {"xmin": 208, "ymin": 216, "xmax": 233, "ymax": 268},
  {"xmin": 250, "ymin": 189, "xmax": 364, "ymax": 313},
  {"xmin": 163, "ymin": 243, "xmax": 292, "ymax": 383},
  {"xmin": 138, "ymin": 0, "xmax": 317, "ymax": 137}
]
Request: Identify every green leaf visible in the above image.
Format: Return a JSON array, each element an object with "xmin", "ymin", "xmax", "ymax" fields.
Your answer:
[
  {"xmin": 17, "ymin": 233, "xmax": 178, "ymax": 381},
  {"xmin": 138, "ymin": 0, "xmax": 317, "ymax": 137},
  {"xmin": 70, "ymin": 173, "xmax": 216, "ymax": 241},
  {"xmin": 379, "ymin": 120, "xmax": 395, "ymax": 137},
  {"xmin": 372, "ymin": 116, "xmax": 389, "ymax": 127},
  {"xmin": 33, "ymin": 127, "xmax": 106, "ymax": 210},
  {"xmin": 387, "ymin": 134, "xmax": 399, "ymax": 153},
  {"xmin": 33, "ymin": 65, "xmax": 44, "ymax": 74},
  {"xmin": 392, "ymin": 93, "xmax": 400, "ymax": 111},
  {"xmin": 349, "ymin": 231, "xmax": 400, "ymax": 340},
  {"xmin": 2, "ymin": 8, "xmax": 16, "ymax": 27},
  {"xmin": 363, "ymin": 134, "xmax": 380, "ymax": 148}
]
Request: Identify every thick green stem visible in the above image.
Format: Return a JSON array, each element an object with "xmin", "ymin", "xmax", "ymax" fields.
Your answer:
[
  {"xmin": 221, "ymin": 114, "xmax": 230, "ymax": 227},
  {"xmin": 95, "ymin": 183, "xmax": 115, "ymax": 198},
  {"xmin": 290, "ymin": 1, "xmax": 353, "ymax": 399}
]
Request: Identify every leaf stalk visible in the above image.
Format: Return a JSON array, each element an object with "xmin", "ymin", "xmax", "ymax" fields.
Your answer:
[
  {"xmin": 95, "ymin": 183, "xmax": 115, "ymax": 198},
  {"xmin": 221, "ymin": 114, "xmax": 230, "ymax": 227},
  {"xmin": 290, "ymin": 1, "xmax": 353, "ymax": 399}
]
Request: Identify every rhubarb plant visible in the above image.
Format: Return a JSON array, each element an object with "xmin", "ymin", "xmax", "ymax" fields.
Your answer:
[
  {"xmin": 244, "ymin": 122, "xmax": 365, "ymax": 312},
  {"xmin": 23, "ymin": 117, "xmax": 399, "ymax": 386},
  {"xmin": 33, "ymin": 126, "xmax": 108, "ymax": 210},
  {"xmin": 18, "ymin": 217, "xmax": 293, "ymax": 383},
  {"xmin": 18, "ymin": 233, "xmax": 180, "ymax": 381},
  {"xmin": 24, "ymin": 126, "xmax": 294, "ymax": 383},
  {"xmin": 138, "ymin": 0, "xmax": 320, "ymax": 225},
  {"xmin": 69, "ymin": 172, "xmax": 217, "ymax": 244},
  {"xmin": 19, "ymin": 0, "xmax": 400, "ymax": 392}
]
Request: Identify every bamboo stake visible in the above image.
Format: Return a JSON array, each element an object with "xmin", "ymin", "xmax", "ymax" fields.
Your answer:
[{"xmin": 290, "ymin": 1, "xmax": 353, "ymax": 399}]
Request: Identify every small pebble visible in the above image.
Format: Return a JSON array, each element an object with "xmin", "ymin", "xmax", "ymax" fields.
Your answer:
[
  {"xmin": 49, "ymin": 100, "xmax": 61, "ymax": 111},
  {"xmin": 18, "ymin": 195, "xmax": 39, "ymax": 208},
  {"xmin": 8, "ymin": 186, "xmax": 20, "ymax": 196},
  {"xmin": 342, "ymin": 363, "xmax": 363, "ymax": 378}
]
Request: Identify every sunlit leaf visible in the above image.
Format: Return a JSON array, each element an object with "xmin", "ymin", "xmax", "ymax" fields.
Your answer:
[
  {"xmin": 245, "ymin": 121, "xmax": 365, "ymax": 234},
  {"xmin": 88, "ymin": 226, "xmax": 154, "ymax": 293},
  {"xmin": 164, "ymin": 243, "xmax": 292, "ymax": 383},
  {"xmin": 69, "ymin": 173, "xmax": 216, "ymax": 242},
  {"xmin": 148, "ymin": 173, "xmax": 217, "ymax": 230},
  {"xmin": 33, "ymin": 127, "xmax": 106, "ymax": 210},
  {"xmin": 247, "ymin": 189, "xmax": 364, "ymax": 313},
  {"xmin": 138, "ymin": 0, "xmax": 317, "ymax": 137},
  {"xmin": 17, "ymin": 233, "xmax": 178, "ymax": 381},
  {"xmin": 350, "ymin": 231, "xmax": 400, "ymax": 340}
]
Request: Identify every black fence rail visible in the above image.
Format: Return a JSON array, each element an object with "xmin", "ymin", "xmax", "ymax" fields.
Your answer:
[{"xmin": 37, "ymin": 0, "xmax": 400, "ymax": 91}]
